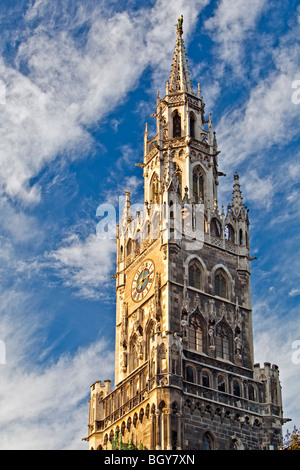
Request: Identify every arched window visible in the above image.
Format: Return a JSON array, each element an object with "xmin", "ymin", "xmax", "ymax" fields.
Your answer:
[
  {"xmin": 225, "ymin": 224, "xmax": 235, "ymax": 242},
  {"xmin": 173, "ymin": 110, "xmax": 181, "ymax": 137},
  {"xmin": 211, "ymin": 218, "xmax": 222, "ymax": 237},
  {"xmin": 202, "ymin": 371, "xmax": 210, "ymax": 388},
  {"xmin": 216, "ymin": 322, "xmax": 231, "ymax": 361},
  {"xmin": 150, "ymin": 173, "xmax": 159, "ymax": 204},
  {"xmin": 215, "ymin": 270, "xmax": 227, "ymax": 298},
  {"xmin": 193, "ymin": 167, "xmax": 204, "ymax": 203},
  {"xmin": 217, "ymin": 374, "xmax": 226, "ymax": 392},
  {"xmin": 239, "ymin": 229, "xmax": 243, "ymax": 246},
  {"xmin": 233, "ymin": 380, "xmax": 241, "ymax": 397},
  {"xmin": 202, "ymin": 432, "xmax": 214, "ymax": 450},
  {"xmin": 248, "ymin": 384, "xmax": 256, "ymax": 401},
  {"xmin": 189, "ymin": 314, "xmax": 203, "ymax": 352},
  {"xmin": 188, "ymin": 260, "xmax": 201, "ymax": 290},
  {"xmin": 127, "ymin": 238, "xmax": 133, "ymax": 255},
  {"xmin": 186, "ymin": 366, "xmax": 194, "ymax": 382},
  {"xmin": 190, "ymin": 113, "xmax": 195, "ymax": 138}
]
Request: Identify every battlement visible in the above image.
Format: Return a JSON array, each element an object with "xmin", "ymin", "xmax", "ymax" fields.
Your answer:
[{"xmin": 90, "ymin": 379, "xmax": 111, "ymax": 398}]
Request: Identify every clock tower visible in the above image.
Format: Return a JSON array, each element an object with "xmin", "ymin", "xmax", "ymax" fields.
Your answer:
[{"xmin": 84, "ymin": 17, "xmax": 286, "ymax": 450}]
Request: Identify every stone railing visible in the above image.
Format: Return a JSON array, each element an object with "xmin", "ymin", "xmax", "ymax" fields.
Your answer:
[
  {"xmin": 182, "ymin": 380, "xmax": 281, "ymax": 417},
  {"xmin": 95, "ymin": 387, "xmax": 149, "ymax": 432}
]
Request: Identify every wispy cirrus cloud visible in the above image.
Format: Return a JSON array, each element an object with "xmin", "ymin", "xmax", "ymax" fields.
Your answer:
[
  {"xmin": 205, "ymin": 0, "xmax": 268, "ymax": 74},
  {"xmin": 0, "ymin": 0, "xmax": 208, "ymax": 205},
  {"xmin": 252, "ymin": 299, "xmax": 300, "ymax": 432},
  {"xmin": 289, "ymin": 288, "xmax": 300, "ymax": 298},
  {"xmin": 49, "ymin": 233, "xmax": 116, "ymax": 300}
]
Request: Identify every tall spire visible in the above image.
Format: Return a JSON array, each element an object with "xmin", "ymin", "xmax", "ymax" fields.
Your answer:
[
  {"xmin": 231, "ymin": 173, "xmax": 244, "ymax": 218},
  {"xmin": 169, "ymin": 15, "xmax": 193, "ymax": 94}
]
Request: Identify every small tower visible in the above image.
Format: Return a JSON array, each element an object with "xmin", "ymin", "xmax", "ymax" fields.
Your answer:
[{"xmin": 83, "ymin": 16, "xmax": 287, "ymax": 451}]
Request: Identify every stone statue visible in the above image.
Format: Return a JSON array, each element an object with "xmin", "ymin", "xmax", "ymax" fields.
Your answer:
[{"xmin": 176, "ymin": 15, "xmax": 183, "ymax": 34}]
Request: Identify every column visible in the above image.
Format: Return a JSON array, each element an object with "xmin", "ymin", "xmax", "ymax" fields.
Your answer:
[
  {"xmin": 150, "ymin": 413, "xmax": 155, "ymax": 450},
  {"xmin": 156, "ymin": 411, "xmax": 161, "ymax": 450},
  {"xmin": 176, "ymin": 413, "xmax": 182, "ymax": 450},
  {"xmin": 165, "ymin": 408, "xmax": 172, "ymax": 450},
  {"xmin": 161, "ymin": 411, "xmax": 164, "ymax": 450}
]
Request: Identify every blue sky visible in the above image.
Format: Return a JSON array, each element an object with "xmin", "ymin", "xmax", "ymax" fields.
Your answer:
[{"xmin": 0, "ymin": 0, "xmax": 299, "ymax": 450}]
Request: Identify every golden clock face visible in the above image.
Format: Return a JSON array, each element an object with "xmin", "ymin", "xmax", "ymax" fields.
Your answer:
[{"xmin": 131, "ymin": 260, "xmax": 155, "ymax": 302}]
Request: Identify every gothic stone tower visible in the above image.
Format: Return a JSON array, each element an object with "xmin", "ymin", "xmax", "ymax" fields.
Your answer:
[{"xmin": 84, "ymin": 17, "xmax": 286, "ymax": 451}]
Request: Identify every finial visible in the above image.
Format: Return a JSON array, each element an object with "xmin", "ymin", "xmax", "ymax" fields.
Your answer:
[
  {"xmin": 213, "ymin": 131, "xmax": 218, "ymax": 151},
  {"xmin": 197, "ymin": 83, "xmax": 201, "ymax": 98},
  {"xmin": 234, "ymin": 172, "xmax": 239, "ymax": 181},
  {"xmin": 176, "ymin": 15, "xmax": 183, "ymax": 35}
]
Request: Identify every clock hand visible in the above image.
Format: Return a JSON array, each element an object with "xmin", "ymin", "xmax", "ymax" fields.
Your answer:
[{"xmin": 137, "ymin": 271, "xmax": 149, "ymax": 287}]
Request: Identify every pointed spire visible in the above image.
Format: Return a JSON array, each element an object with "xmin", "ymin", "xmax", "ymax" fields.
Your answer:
[
  {"xmin": 169, "ymin": 15, "xmax": 193, "ymax": 94},
  {"xmin": 232, "ymin": 173, "xmax": 244, "ymax": 218}
]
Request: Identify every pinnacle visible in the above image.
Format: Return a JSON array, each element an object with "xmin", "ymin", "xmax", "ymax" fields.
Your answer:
[{"xmin": 169, "ymin": 15, "xmax": 193, "ymax": 94}]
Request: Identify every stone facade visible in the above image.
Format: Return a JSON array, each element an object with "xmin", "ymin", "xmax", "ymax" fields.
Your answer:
[{"xmin": 83, "ymin": 17, "xmax": 287, "ymax": 451}]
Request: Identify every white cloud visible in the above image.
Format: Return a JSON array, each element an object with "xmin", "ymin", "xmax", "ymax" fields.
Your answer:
[
  {"xmin": 0, "ymin": 0, "xmax": 209, "ymax": 205},
  {"xmin": 49, "ymin": 233, "xmax": 116, "ymax": 300},
  {"xmin": 217, "ymin": 68, "xmax": 300, "ymax": 173},
  {"xmin": 205, "ymin": 0, "xmax": 267, "ymax": 73},
  {"xmin": 241, "ymin": 170, "xmax": 274, "ymax": 209},
  {"xmin": 0, "ymin": 285, "xmax": 115, "ymax": 450},
  {"xmin": 253, "ymin": 301, "xmax": 300, "ymax": 432},
  {"xmin": 0, "ymin": 339, "xmax": 114, "ymax": 449},
  {"xmin": 289, "ymin": 288, "xmax": 300, "ymax": 297}
]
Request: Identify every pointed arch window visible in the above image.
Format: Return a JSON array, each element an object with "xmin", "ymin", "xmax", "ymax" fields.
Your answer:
[
  {"xmin": 248, "ymin": 384, "xmax": 256, "ymax": 402},
  {"xmin": 239, "ymin": 229, "xmax": 243, "ymax": 246},
  {"xmin": 188, "ymin": 260, "xmax": 201, "ymax": 290},
  {"xmin": 186, "ymin": 365, "xmax": 195, "ymax": 383},
  {"xmin": 216, "ymin": 323, "xmax": 231, "ymax": 361},
  {"xmin": 193, "ymin": 167, "xmax": 204, "ymax": 203},
  {"xmin": 217, "ymin": 374, "xmax": 226, "ymax": 392},
  {"xmin": 225, "ymin": 224, "xmax": 235, "ymax": 242},
  {"xmin": 211, "ymin": 218, "xmax": 222, "ymax": 238},
  {"xmin": 127, "ymin": 238, "xmax": 133, "ymax": 256},
  {"xmin": 173, "ymin": 110, "xmax": 181, "ymax": 138},
  {"xmin": 233, "ymin": 380, "xmax": 241, "ymax": 397},
  {"xmin": 189, "ymin": 314, "xmax": 203, "ymax": 352},
  {"xmin": 189, "ymin": 113, "xmax": 196, "ymax": 138},
  {"xmin": 202, "ymin": 371, "xmax": 210, "ymax": 388},
  {"xmin": 202, "ymin": 432, "xmax": 214, "ymax": 450},
  {"xmin": 215, "ymin": 270, "xmax": 227, "ymax": 298}
]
